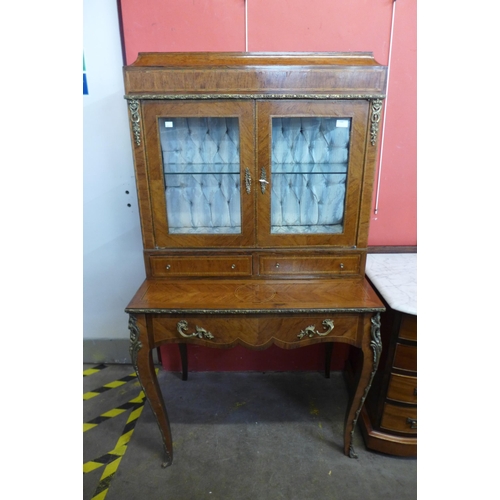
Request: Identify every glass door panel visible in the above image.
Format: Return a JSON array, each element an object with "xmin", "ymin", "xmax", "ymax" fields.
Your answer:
[
  {"xmin": 270, "ymin": 117, "xmax": 351, "ymax": 234},
  {"xmin": 143, "ymin": 101, "xmax": 255, "ymax": 248},
  {"xmin": 257, "ymin": 100, "xmax": 369, "ymax": 247},
  {"xmin": 159, "ymin": 117, "xmax": 242, "ymax": 234}
]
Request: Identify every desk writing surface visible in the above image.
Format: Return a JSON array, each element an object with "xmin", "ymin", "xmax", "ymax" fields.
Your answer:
[{"xmin": 126, "ymin": 278, "xmax": 385, "ymax": 313}]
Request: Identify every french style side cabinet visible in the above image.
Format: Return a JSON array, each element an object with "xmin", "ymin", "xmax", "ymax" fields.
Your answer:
[{"xmin": 123, "ymin": 52, "xmax": 387, "ymax": 467}]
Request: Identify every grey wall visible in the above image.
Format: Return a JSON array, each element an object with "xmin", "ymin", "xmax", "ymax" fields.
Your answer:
[{"xmin": 83, "ymin": 0, "xmax": 146, "ymax": 362}]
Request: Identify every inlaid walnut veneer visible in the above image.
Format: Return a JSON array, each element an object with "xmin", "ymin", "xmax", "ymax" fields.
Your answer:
[{"xmin": 124, "ymin": 52, "xmax": 387, "ymax": 467}]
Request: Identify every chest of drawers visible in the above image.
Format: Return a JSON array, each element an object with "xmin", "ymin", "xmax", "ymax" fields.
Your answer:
[{"xmin": 356, "ymin": 253, "xmax": 417, "ymax": 456}]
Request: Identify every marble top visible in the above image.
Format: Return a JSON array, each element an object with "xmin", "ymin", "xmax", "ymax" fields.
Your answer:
[{"xmin": 365, "ymin": 253, "xmax": 417, "ymax": 315}]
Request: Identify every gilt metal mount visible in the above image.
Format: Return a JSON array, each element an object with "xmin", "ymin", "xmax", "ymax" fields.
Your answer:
[
  {"xmin": 177, "ymin": 320, "xmax": 215, "ymax": 340},
  {"xmin": 297, "ymin": 319, "xmax": 334, "ymax": 340},
  {"xmin": 128, "ymin": 315, "xmax": 142, "ymax": 370},
  {"xmin": 348, "ymin": 312, "xmax": 382, "ymax": 458},
  {"xmin": 245, "ymin": 168, "xmax": 251, "ymax": 194},
  {"xmin": 128, "ymin": 99, "xmax": 142, "ymax": 146},
  {"xmin": 370, "ymin": 99, "xmax": 383, "ymax": 146}
]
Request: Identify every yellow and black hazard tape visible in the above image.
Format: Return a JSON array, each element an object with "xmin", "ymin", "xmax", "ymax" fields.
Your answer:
[
  {"xmin": 83, "ymin": 393, "xmax": 145, "ymax": 474},
  {"xmin": 84, "ymin": 368, "xmax": 159, "ymax": 499},
  {"xmin": 83, "ymin": 364, "xmax": 108, "ymax": 377},
  {"xmin": 83, "ymin": 392, "xmax": 145, "ymax": 432},
  {"xmin": 85, "ymin": 394, "xmax": 145, "ymax": 500},
  {"xmin": 83, "ymin": 372, "xmax": 138, "ymax": 400}
]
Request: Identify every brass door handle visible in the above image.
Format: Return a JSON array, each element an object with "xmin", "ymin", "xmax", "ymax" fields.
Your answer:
[{"xmin": 259, "ymin": 167, "xmax": 268, "ymax": 194}]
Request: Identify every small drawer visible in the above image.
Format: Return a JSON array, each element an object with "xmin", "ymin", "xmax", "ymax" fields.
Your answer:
[
  {"xmin": 393, "ymin": 344, "xmax": 417, "ymax": 372},
  {"xmin": 399, "ymin": 314, "xmax": 417, "ymax": 341},
  {"xmin": 150, "ymin": 255, "xmax": 252, "ymax": 277},
  {"xmin": 386, "ymin": 373, "xmax": 417, "ymax": 404},
  {"xmin": 259, "ymin": 254, "xmax": 360, "ymax": 276},
  {"xmin": 380, "ymin": 403, "xmax": 417, "ymax": 434}
]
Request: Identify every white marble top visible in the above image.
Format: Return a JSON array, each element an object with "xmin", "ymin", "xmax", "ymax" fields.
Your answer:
[{"xmin": 365, "ymin": 253, "xmax": 417, "ymax": 315}]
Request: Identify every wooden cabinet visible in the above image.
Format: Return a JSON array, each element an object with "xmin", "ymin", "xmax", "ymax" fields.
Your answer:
[
  {"xmin": 356, "ymin": 254, "xmax": 417, "ymax": 457},
  {"xmin": 124, "ymin": 52, "xmax": 387, "ymax": 275},
  {"xmin": 123, "ymin": 53, "xmax": 388, "ymax": 466}
]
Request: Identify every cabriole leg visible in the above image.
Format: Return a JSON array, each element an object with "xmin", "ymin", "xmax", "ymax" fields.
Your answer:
[
  {"xmin": 129, "ymin": 314, "xmax": 174, "ymax": 467},
  {"xmin": 343, "ymin": 313, "xmax": 382, "ymax": 458}
]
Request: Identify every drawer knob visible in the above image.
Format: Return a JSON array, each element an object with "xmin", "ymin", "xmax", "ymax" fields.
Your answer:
[
  {"xmin": 275, "ymin": 263, "xmax": 280, "ymax": 268},
  {"xmin": 406, "ymin": 418, "xmax": 417, "ymax": 429},
  {"xmin": 340, "ymin": 263, "xmax": 344, "ymax": 270},
  {"xmin": 165, "ymin": 265, "xmax": 171, "ymax": 270},
  {"xmin": 231, "ymin": 264, "xmax": 236, "ymax": 269}
]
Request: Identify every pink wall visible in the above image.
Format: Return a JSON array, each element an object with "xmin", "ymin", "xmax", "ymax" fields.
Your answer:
[
  {"xmin": 118, "ymin": 0, "xmax": 416, "ymax": 371},
  {"xmin": 119, "ymin": 0, "xmax": 416, "ymax": 247}
]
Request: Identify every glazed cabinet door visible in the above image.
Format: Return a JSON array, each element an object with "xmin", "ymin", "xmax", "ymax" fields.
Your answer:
[
  {"xmin": 142, "ymin": 100, "xmax": 256, "ymax": 248},
  {"xmin": 256, "ymin": 100, "xmax": 369, "ymax": 248}
]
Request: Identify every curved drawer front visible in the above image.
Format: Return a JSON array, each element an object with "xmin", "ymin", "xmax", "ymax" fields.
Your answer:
[
  {"xmin": 152, "ymin": 314, "xmax": 359, "ymax": 348},
  {"xmin": 152, "ymin": 316, "xmax": 259, "ymax": 346},
  {"xmin": 258, "ymin": 315, "xmax": 359, "ymax": 347},
  {"xmin": 393, "ymin": 344, "xmax": 417, "ymax": 372},
  {"xmin": 150, "ymin": 255, "xmax": 252, "ymax": 277},
  {"xmin": 259, "ymin": 254, "xmax": 360, "ymax": 277},
  {"xmin": 399, "ymin": 314, "xmax": 417, "ymax": 341},
  {"xmin": 380, "ymin": 403, "xmax": 417, "ymax": 434},
  {"xmin": 386, "ymin": 373, "xmax": 417, "ymax": 404}
]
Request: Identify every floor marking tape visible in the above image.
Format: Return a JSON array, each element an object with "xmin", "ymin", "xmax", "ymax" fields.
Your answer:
[
  {"xmin": 83, "ymin": 393, "xmax": 145, "ymax": 432},
  {"xmin": 87, "ymin": 398, "xmax": 145, "ymax": 499},
  {"xmin": 83, "ymin": 364, "xmax": 108, "ymax": 377},
  {"xmin": 83, "ymin": 373, "xmax": 137, "ymax": 400}
]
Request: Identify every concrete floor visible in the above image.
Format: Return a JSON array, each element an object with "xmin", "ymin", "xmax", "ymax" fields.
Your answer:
[{"xmin": 84, "ymin": 364, "xmax": 416, "ymax": 500}]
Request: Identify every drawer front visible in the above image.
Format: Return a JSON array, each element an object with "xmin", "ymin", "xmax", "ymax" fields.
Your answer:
[
  {"xmin": 380, "ymin": 403, "xmax": 417, "ymax": 434},
  {"xmin": 259, "ymin": 254, "xmax": 360, "ymax": 276},
  {"xmin": 393, "ymin": 344, "xmax": 417, "ymax": 372},
  {"xmin": 386, "ymin": 373, "xmax": 417, "ymax": 404},
  {"xmin": 399, "ymin": 313, "xmax": 417, "ymax": 341},
  {"xmin": 258, "ymin": 315, "xmax": 359, "ymax": 347},
  {"xmin": 150, "ymin": 255, "xmax": 252, "ymax": 277},
  {"xmin": 152, "ymin": 314, "xmax": 359, "ymax": 348},
  {"xmin": 153, "ymin": 316, "xmax": 260, "ymax": 346}
]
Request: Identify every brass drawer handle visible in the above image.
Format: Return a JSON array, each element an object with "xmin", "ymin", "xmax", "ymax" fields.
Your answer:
[
  {"xmin": 406, "ymin": 418, "xmax": 417, "ymax": 429},
  {"xmin": 177, "ymin": 320, "xmax": 215, "ymax": 340},
  {"xmin": 297, "ymin": 319, "xmax": 334, "ymax": 340}
]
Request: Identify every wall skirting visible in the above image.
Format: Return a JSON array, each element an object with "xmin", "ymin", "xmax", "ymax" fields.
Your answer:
[
  {"xmin": 84, "ymin": 339, "xmax": 160, "ymax": 365},
  {"xmin": 368, "ymin": 245, "xmax": 417, "ymax": 253}
]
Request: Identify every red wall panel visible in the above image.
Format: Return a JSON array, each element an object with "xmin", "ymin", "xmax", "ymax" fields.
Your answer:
[{"xmin": 118, "ymin": 0, "xmax": 417, "ymax": 371}]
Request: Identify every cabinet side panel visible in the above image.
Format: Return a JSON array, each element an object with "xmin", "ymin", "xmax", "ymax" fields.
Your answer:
[
  {"xmin": 356, "ymin": 99, "xmax": 383, "ymax": 249},
  {"xmin": 126, "ymin": 101, "xmax": 155, "ymax": 249}
]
